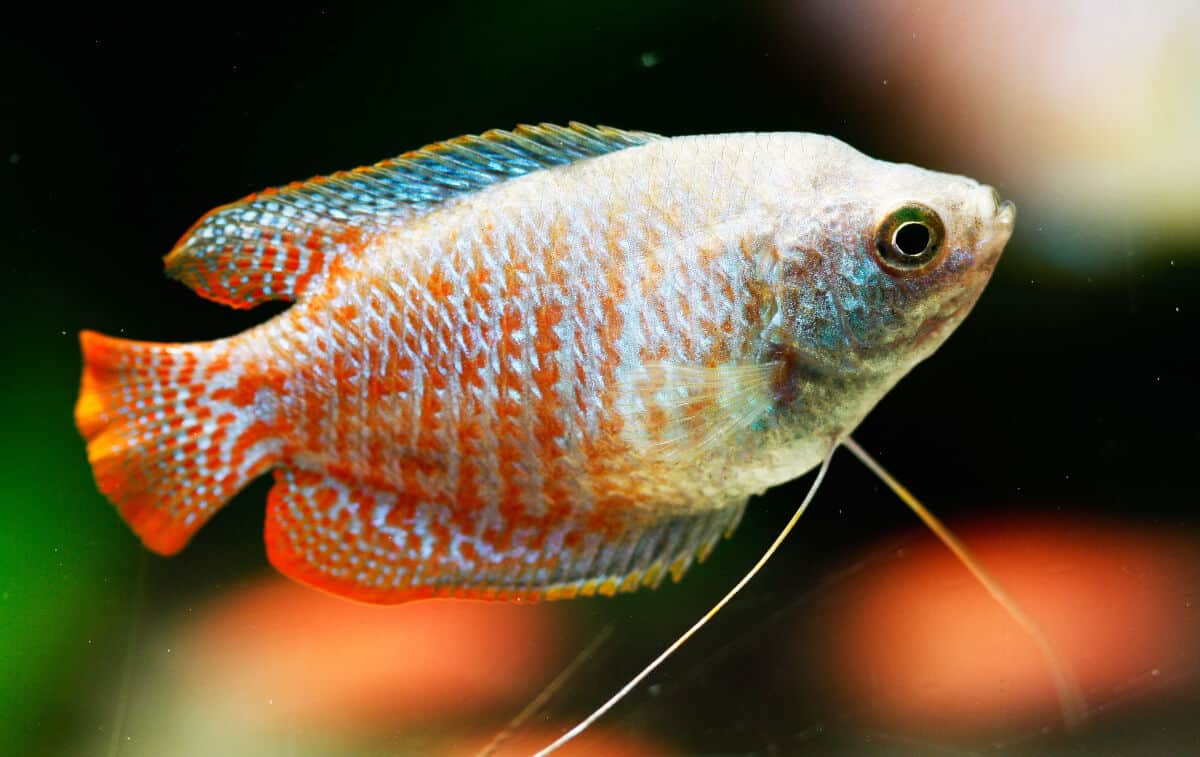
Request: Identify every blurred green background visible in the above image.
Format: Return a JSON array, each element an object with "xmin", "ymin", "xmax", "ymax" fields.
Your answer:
[{"xmin": 3, "ymin": 2, "xmax": 1198, "ymax": 755}]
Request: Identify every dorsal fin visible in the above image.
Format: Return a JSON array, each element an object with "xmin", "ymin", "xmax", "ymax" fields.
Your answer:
[{"xmin": 164, "ymin": 123, "xmax": 663, "ymax": 309}]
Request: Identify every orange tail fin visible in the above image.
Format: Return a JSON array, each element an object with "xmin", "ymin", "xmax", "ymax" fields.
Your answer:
[{"xmin": 75, "ymin": 330, "xmax": 279, "ymax": 554}]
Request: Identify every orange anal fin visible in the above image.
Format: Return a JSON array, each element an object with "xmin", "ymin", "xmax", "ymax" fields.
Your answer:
[{"xmin": 264, "ymin": 467, "xmax": 747, "ymax": 604}]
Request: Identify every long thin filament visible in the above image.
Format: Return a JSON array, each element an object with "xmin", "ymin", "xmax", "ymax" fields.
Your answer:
[
  {"xmin": 532, "ymin": 447, "xmax": 837, "ymax": 756},
  {"xmin": 475, "ymin": 626, "xmax": 613, "ymax": 757},
  {"xmin": 840, "ymin": 435, "xmax": 1087, "ymax": 729}
]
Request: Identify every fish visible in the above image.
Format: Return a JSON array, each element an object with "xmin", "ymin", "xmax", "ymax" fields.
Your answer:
[{"xmin": 75, "ymin": 122, "xmax": 1015, "ymax": 604}]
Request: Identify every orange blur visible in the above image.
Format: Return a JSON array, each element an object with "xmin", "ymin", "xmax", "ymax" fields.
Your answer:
[
  {"xmin": 174, "ymin": 578, "xmax": 562, "ymax": 733},
  {"xmin": 812, "ymin": 516, "xmax": 1200, "ymax": 732}
]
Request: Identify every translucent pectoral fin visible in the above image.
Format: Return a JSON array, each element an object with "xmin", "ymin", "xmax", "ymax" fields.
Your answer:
[
  {"xmin": 264, "ymin": 467, "xmax": 747, "ymax": 604},
  {"xmin": 617, "ymin": 361, "xmax": 783, "ymax": 466}
]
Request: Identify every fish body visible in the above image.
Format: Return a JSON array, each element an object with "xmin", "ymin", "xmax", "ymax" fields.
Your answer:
[{"xmin": 76, "ymin": 124, "xmax": 1013, "ymax": 602}]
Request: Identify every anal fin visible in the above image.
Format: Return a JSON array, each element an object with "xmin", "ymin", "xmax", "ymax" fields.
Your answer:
[{"xmin": 264, "ymin": 467, "xmax": 746, "ymax": 604}]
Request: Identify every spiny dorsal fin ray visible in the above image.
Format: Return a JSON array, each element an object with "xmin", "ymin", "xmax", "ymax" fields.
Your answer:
[
  {"xmin": 164, "ymin": 123, "xmax": 663, "ymax": 309},
  {"xmin": 264, "ymin": 467, "xmax": 745, "ymax": 604}
]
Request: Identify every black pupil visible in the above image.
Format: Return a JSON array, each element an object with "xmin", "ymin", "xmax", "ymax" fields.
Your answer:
[{"xmin": 894, "ymin": 222, "xmax": 930, "ymax": 257}]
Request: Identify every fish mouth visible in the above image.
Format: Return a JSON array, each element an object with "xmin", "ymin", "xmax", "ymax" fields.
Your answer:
[
  {"xmin": 978, "ymin": 187, "xmax": 1016, "ymax": 267},
  {"xmin": 995, "ymin": 198, "xmax": 1017, "ymax": 230},
  {"xmin": 983, "ymin": 186, "xmax": 1016, "ymax": 230}
]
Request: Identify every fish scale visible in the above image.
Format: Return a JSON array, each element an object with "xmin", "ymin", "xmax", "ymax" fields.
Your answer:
[
  {"xmin": 343, "ymin": 173, "xmax": 744, "ymax": 590},
  {"xmin": 76, "ymin": 123, "xmax": 1013, "ymax": 603}
]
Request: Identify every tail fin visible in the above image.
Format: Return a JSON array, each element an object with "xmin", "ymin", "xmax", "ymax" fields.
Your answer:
[{"xmin": 75, "ymin": 330, "xmax": 279, "ymax": 554}]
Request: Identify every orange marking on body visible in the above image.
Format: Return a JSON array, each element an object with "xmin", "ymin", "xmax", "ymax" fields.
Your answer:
[
  {"xmin": 230, "ymin": 374, "xmax": 259, "ymax": 407},
  {"xmin": 294, "ymin": 469, "xmax": 323, "ymax": 488},
  {"xmin": 403, "ymin": 331, "xmax": 421, "ymax": 356},
  {"xmin": 483, "ymin": 523, "xmax": 515, "ymax": 555},
  {"xmin": 428, "ymin": 359, "xmax": 448, "ymax": 392},
  {"xmin": 572, "ymin": 221, "xmax": 629, "ymax": 460},
  {"xmin": 425, "ymin": 267, "xmax": 454, "ymax": 300},
  {"xmin": 293, "ymin": 249, "xmax": 326, "ymax": 295},
  {"xmin": 205, "ymin": 353, "xmax": 231, "ymax": 378},
  {"xmin": 533, "ymin": 302, "xmax": 562, "ymax": 353},
  {"xmin": 347, "ymin": 487, "xmax": 375, "ymax": 513},
  {"xmin": 460, "ymin": 349, "xmax": 485, "ymax": 390},
  {"xmin": 380, "ymin": 492, "xmax": 417, "ymax": 529},
  {"xmin": 497, "ymin": 394, "xmax": 522, "ymax": 419},
  {"xmin": 534, "ymin": 412, "xmax": 566, "ymax": 450},
  {"xmin": 531, "ymin": 306, "xmax": 566, "ymax": 467},
  {"xmin": 332, "ymin": 353, "xmax": 357, "ymax": 385},
  {"xmin": 303, "ymin": 229, "xmax": 325, "ymax": 252},
  {"xmin": 390, "ymin": 349, "xmax": 414, "ymax": 374},
  {"xmin": 331, "ymin": 224, "xmax": 362, "ymax": 248},
  {"xmin": 314, "ymin": 487, "xmax": 338, "ymax": 511},
  {"xmin": 502, "ymin": 255, "xmax": 529, "ymax": 292},
  {"xmin": 366, "ymin": 310, "xmax": 384, "ymax": 344},
  {"xmin": 500, "ymin": 302, "xmax": 521, "ymax": 337},
  {"xmin": 453, "ymin": 456, "xmax": 485, "ymax": 511},
  {"xmin": 459, "ymin": 539, "xmax": 479, "ymax": 564},
  {"xmin": 419, "ymin": 380, "xmax": 443, "ymax": 428},
  {"xmin": 532, "ymin": 361, "xmax": 560, "ymax": 397},
  {"xmin": 466, "ymin": 264, "xmax": 491, "ymax": 303},
  {"xmin": 365, "ymin": 375, "xmax": 390, "ymax": 401}
]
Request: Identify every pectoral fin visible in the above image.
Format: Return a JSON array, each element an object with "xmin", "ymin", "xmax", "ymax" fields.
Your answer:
[{"xmin": 617, "ymin": 361, "xmax": 784, "ymax": 466}]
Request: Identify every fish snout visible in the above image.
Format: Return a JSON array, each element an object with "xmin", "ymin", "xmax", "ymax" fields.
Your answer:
[
  {"xmin": 981, "ymin": 185, "xmax": 1016, "ymax": 228},
  {"xmin": 976, "ymin": 185, "xmax": 1015, "ymax": 269}
]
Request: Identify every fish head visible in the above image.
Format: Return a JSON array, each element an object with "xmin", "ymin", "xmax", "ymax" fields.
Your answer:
[{"xmin": 767, "ymin": 136, "xmax": 1015, "ymax": 377}]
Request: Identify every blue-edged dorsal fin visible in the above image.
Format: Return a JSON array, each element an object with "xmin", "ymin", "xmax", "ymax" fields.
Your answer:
[{"xmin": 164, "ymin": 123, "xmax": 663, "ymax": 309}]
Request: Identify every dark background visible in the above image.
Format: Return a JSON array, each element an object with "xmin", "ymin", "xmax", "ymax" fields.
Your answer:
[{"xmin": 3, "ymin": 3, "xmax": 1197, "ymax": 755}]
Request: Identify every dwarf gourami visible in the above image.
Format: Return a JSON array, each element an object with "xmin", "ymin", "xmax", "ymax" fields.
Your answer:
[{"xmin": 76, "ymin": 124, "xmax": 1080, "ymax": 750}]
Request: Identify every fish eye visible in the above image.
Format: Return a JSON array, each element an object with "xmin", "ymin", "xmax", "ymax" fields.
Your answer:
[{"xmin": 873, "ymin": 203, "xmax": 945, "ymax": 274}]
